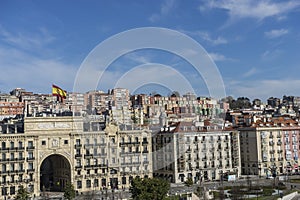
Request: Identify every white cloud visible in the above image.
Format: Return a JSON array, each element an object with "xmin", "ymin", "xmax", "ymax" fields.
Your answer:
[
  {"xmin": 243, "ymin": 67, "xmax": 258, "ymax": 77},
  {"xmin": 265, "ymin": 29, "xmax": 289, "ymax": 39},
  {"xmin": 261, "ymin": 49, "xmax": 283, "ymax": 61},
  {"xmin": 200, "ymin": 0, "xmax": 300, "ymax": 21},
  {"xmin": 0, "ymin": 26, "xmax": 75, "ymax": 93},
  {"xmin": 0, "ymin": 46, "xmax": 76, "ymax": 93},
  {"xmin": 149, "ymin": 0, "xmax": 176, "ymax": 22},
  {"xmin": 0, "ymin": 26, "xmax": 55, "ymax": 50},
  {"xmin": 123, "ymin": 53, "xmax": 151, "ymax": 64},
  {"xmin": 208, "ymin": 52, "xmax": 234, "ymax": 62},
  {"xmin": 180, "ymin": 30, "xmax": 228, "ymax": 45}
]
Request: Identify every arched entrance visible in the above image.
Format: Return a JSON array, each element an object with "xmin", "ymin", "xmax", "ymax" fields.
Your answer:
[{"xmin": 40, "ymin": 154, "xmax": 71, "ymax": 192}]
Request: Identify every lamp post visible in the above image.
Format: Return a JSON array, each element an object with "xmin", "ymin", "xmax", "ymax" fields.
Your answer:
[{"xmin": 269, "ymin": 165, "xmax": 279, "ymax": 195}]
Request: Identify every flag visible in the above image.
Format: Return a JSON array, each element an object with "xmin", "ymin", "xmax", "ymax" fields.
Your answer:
[{"xmin": 52, "ymin": 84, "xmax": 67, "ymax": 102}]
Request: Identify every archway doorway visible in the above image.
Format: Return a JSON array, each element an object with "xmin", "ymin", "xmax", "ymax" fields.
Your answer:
[{"xmin": 40, "ymin": 154, "xmax": 71, "ymax": 192}]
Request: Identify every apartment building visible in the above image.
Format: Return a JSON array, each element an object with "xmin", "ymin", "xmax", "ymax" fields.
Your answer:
[
  {"xmin": 0, "ymin": 116, "xmax": 152, "ymax": 199},
  {"xmin": 110, "ymin": 88, "xmax": 132, "ymax": 125},
  {"xmin": 152, "ymin": 122, "xmax": 240, "ymax": 183},
  {"xmin": 239, "ymin": 117, "xmax": 300, "ymax": 177}
]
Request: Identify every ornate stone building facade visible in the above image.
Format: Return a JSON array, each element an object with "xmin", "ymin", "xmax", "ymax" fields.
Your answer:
[
  {"xmin": 0, "ymin": 116, "xmax": 152, "ymax": 199},
  {"xmin": 152, "ymin": 122, "xmax": 241, "ymax": 183}
]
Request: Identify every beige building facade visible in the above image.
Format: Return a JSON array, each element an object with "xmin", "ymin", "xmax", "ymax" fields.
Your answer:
[
  {"xmin": 0, "ymin": 116, "xmax": 152, "ymax": 199},
  {"xmin": 239, "ymin": 117, "xmax": 300, "ymax": 177},
  {"xmin": 152, "ymin": 122, "xmax": 241, "ymax": 183}
]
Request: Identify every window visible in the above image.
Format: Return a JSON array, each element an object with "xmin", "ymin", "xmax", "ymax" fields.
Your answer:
[
  {"xmin": 76, "ymin": 139, "xmax": 81, "ymax": 145},
  {"xmin": 77, "ymin": 181, "xmax": 82, "ymax": 189},
  {"xmin": 1, "ymin": 142, "xmax": 6, "ymax": 149},
  {"xmin": 2, "ymin": 164, "xmax": 6, "ymax": 172},
  {"xmin": 10, "ymin": 163, "xmax": 14, "ymax": 171},
  {"xmin": 64, "ymin": 140, "xmax": 68, "ymax": 145},
  {"xmin": 122, "ymin": 177, "xmax": 126, "ymax": 184},
  {"xmin": 28, "ymin": 152, "xmax": 33, "ymax": 159},
  {"xmin": 94, "ymin": 179, "xmax": 99, "ymax": 187},
  {"xmin": 18, "ymin": 141, "xmax": 22, "ymax": 148},
  {"xmin": 2, "ymin": 153, "xmax": 6, "ymax": 160},
  {"xmin": 76, "ymin": 159, "xmax": 81, "ymax": 167},
  {"xmin": 86, "ymin": 180, "xmax": 91, "ymax": 188},
  {"xmin": 10, "ymin": 186, "xmax": 15, "ymax": 195},
  {"xmin": 10, "ymin": 142, "xmax": 14, "ymax": 149},
  {"xmin": 18, "ymin": 163, "xmax": 23, "ymax": 171},
  {"xmin": 10, "ymin": 153, "xmax": 14, "ymax": 160},
  {"xmin": 28, "ymin": 141, "xmax": 33, "ymax": 148},
  {"xmin": 28, "ymin": 163, "xmax": 33, "ymax": 170},
  {"xmin": 42, "ymin": 141, "xmax": 46, "ymax": 145}
]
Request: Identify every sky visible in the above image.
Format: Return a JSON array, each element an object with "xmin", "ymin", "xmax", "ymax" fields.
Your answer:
[{"xmin": 0, "ymin": 0, "xmax": 300, "ymax": 101}]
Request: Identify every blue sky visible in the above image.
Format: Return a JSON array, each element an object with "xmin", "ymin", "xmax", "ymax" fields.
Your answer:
[{"xmin": 0, "ymin": 0, "xmax": 300, "ymax": 101}]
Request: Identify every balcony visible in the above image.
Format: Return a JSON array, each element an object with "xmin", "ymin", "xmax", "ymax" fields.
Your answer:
[
  {"xmin": 27, "ymin": 169, "xmax": 35, "ymax": 173},
  {"xmin": 26, "ymin": 157, "xmax": 35, "ymax": 161},
  {"xmin": 75, "ymin": 144, "xmax": 82, "ymax": 148},
  {"xmin": 142, "ymin": 141, "xmax": 149, "ymax": 145},
  {"xmin": 26, "ymin": 146, "xmax": 35, "ymax": 150},
  {"xmin": 84, "ymin": 154, "xmax": 93, "ymax": 158},
  {"xmin": 270, "ymin": 158, "xmax": 276, "ymax": 162},
  {"xmin": 277, "ymin": 150, "xmax": 283, "ymax": 153},
  {"xmin": 119, "ymin": 142, "xmax": 140, "ymax": 147},
  {"xmin": 278, "ymin": 157, "xmax": 284, "ymax": 161},
  {"xmin": 84, "ymin": 165, "xmax": 93, "ymax": 169},
  {"xmin": 93, "ymin": 164, "xmax": 107, "ymax": 168},
  {"xmin": 75, "ymin": 154, "xmax": 82, "ymax": 158},
  {"xmin": 277, "ymin": 141, "xmax": 282, "ymax": 145},
  {"xmin": 269, "ymin": 150, "xmax": 275, "ymax": 154}
]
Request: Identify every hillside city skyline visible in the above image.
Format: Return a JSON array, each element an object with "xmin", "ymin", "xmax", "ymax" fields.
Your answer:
[
  {"xmin": 1, "ymin": 1, "xmax": 300, "ymax": 100},
  {"xmin": 0, "ymin": 86, "xmax": 298, "ymax": 103}
]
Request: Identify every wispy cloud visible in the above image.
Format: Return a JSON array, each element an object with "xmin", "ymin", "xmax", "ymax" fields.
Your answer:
[
  {"xmin": 243, "ymin": 67, "xmax": 258, "ymax": 77},
  {"xmin": 208, "ymin": 52, "xmax": 234, "ymax": 62},
  {"xmin": 180, "ymin": 30, "xmax": 228, "ymax": 45},
  {"xmin": 149, "ymin": 0, "xmax": 176, "ymax": 22},
  {"xmin": 123, "ymin": 53, "xmax": 151, "ymax": 64},
  {"xmin": 265, "ymin": 29, "xmax": 289, "ymax": 39},
  {"xmin": 0, "ymin": 26, "xmax": 74, "ymax": 93},
  {"xmin": 0, "ymin": 26, "xmax": 55, "ymax": 50},
  {"xmin": 200, "ymin": 0, "xmax": 300, "ymax": 21},
  {"xmin": 0, "ymin": 46, "xmax": 76, "ymax": 93},
  {"xmin": 261, "ymin": 49, "xmax": 283, "ymax": 61}
]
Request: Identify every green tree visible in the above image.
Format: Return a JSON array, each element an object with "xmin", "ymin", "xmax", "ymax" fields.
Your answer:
[
  {"xmin": 63, "ymin": 182, "xmax": 76, "ymax": 200},
  {"xmin": 184, "ymin": 178, "xmax": 193, "ymax": 187},
  {"xmin": 15, "ymin": 185, "xmax": 30, "ymax": 200},
  {"xmin": 130, "ymin": 177, "xmax": 170, "ymax": 200}
]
